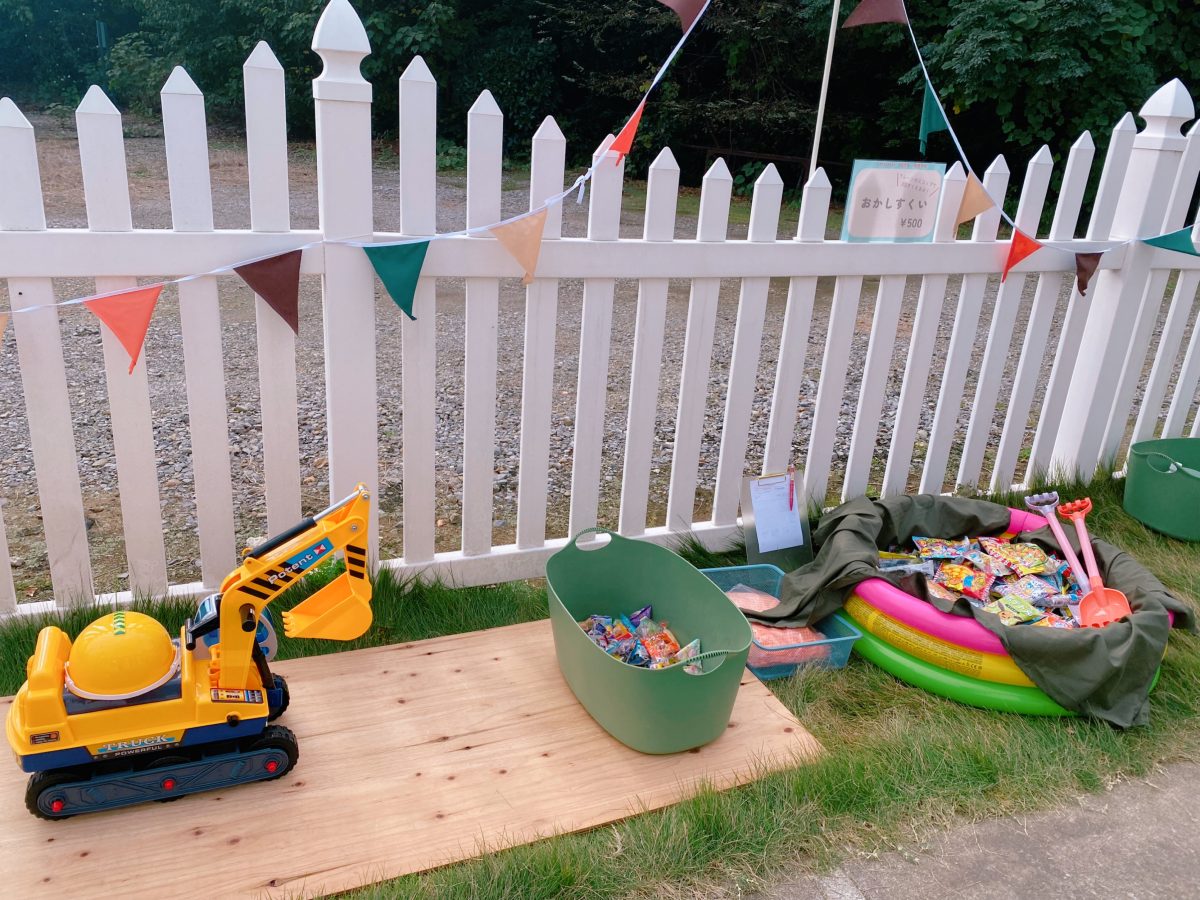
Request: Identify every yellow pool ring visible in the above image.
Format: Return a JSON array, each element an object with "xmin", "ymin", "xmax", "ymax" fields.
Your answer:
[{"xmin": 844, "ymin": 595, "xmax": 1034, "ymax": 687}]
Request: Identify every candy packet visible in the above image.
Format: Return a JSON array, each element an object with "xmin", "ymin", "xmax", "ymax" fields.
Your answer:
[
  {"xmin": 935, "ymin": 562, "xmax": 993, "ymax": 601},
  {"xmin": 879, "ymin": 559, "xmax": 939, "ymax": 577},
  {"xmin": 965, "ymin": 549, "xmax": 1013, "ymax": 577},
  {"xmin": 649, "ymin": 637, "xmax": 703, "ymax": 674},
  {"xmin": 926, "ymin": 581, "xmax": 963, "ymax": 603},
  {"xmin": 629, "ymin": 605, "xmax": 653, "ymax": 628},
  {"xmin": 981, "ymin": 538, "xmax": 1049, "ymax": 576},
  {"xmin": 997, "ymin": 574, "xmax": 1058, "ymax": 607},
  {"xmin": 642, "ymin": 627, "xmax": 681, "ymax": 662},
  {"xmin": 913, "ymin": 536, "xmax": 972, "ymax": 559},
  {"xmin": 996, "ymin": 592, "xmax": 1044, "ymax": 624}
]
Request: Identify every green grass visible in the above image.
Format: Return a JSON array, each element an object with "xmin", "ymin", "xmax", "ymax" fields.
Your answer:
[{"xmin": 2, "ymin": 473, "xmax": 1198, "ymax": 898}]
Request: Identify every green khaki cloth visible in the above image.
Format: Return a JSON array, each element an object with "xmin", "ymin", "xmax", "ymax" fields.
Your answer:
[{"xmin": 745, "ymin": 495, "xmax": 1195, "ymax": 728}]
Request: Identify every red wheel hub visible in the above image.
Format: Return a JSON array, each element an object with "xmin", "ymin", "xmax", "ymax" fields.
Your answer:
[
  {"xmin": 265, "ymin": 759, "xmax": 279, "ymax": 773},
  {"xmin": 49, "ymin": 799, "xmax": 65, "ymax": 813}
]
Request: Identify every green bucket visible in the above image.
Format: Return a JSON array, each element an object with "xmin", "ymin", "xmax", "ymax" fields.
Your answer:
[
  {"xmin": 1125, "ymin": 438, "xmax": 1200, "ymax": 541},
  {"xmin": 546, "ymin": 529, "xmax": 753, "ymax": 754}
]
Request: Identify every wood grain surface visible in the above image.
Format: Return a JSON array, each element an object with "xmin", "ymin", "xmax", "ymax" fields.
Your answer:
[{"xmin": 0, "ymin": 620, "xmax": 821, "ymax": 898}]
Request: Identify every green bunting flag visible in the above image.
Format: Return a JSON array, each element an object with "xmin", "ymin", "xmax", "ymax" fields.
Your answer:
[
  {"xmin": 919, "ymin": 82, "xmax": 948, "ymax": 155},
  {"xmin": 1143, "ymin": 227, "xmax": 1200, "ymax": 257},
  {"xmin": 363, "ymin": 240, "xmax": 431, "ymax": 320}
]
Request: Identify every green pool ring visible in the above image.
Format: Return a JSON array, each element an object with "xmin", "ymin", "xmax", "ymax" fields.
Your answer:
[{"xmin": 837, "ymin": 612, "xmax": 1075, "ymax": 717}]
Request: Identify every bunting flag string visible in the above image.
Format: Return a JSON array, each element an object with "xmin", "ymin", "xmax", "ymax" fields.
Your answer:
[
  {"xmin": 1074, "ymin": 252, "xmax": 1103, "ymax": 296},
  {"xmin": 1143, "ymin": 227, "xmax": 1200, "ymax": 257},
  {"xmin": 363, "ymin": 240, "xmax": 431, "ymax": 320},
  {"xmin": 83, "ymin": 284, "xmax": 163, "ymax": 373},
  {"xmin": 1001, "ymin": 229, "xmax": 1043, "ymax": 282},
  {"xmin": 955, "ymin": 172, "xmax": 995, "ymax": 227},
  {"xmin": 490, "ymin": 209, "xmax": 549, "ymax": 285},
  {"xmin": 234, "ymin": 248, "xmax": 302, "ymax": 334}
]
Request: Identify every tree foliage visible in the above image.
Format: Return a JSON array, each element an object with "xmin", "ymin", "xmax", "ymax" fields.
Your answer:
[{"xmin": 1, "ymin": 0, "xmax": 1197, "ymax": 183}]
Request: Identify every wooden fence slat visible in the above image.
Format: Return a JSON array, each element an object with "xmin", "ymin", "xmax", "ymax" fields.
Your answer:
[
  {"xmin": 515, "ymin": 117, "xmax": 566, "ymax": 548},
  {"xmin": 1, "ymin": 99, "xmax": 95, "ymax": 604},
  {"xmin": 0, "ymin": 501, "xmax": 16, "ymax": 613},
  {"xmin": 801, "ymin": 274, "xmax": 863, "ymax": 505},
  {"xmin": 1026, "ymin": 113, "xmax": 1136, "ymax": 481},
  {"xmin": 956, "ymin": 146, "xmax": 1053, "ymax": 490},
  {"xmin": 568, "ymin": 138, "xmax": 623, "ymax": 538},
  {"xmin": 879, "ymin": 165, "xmax": 967, "ymax": 497},
  {"xmin": 76, "ymin": 86, "xmax": 169, "ymax": 596},
  {"xmin": 763, "ymin": 168, "xmax": 830, "ymax": 476},
  {"xmin": 1051, "ymin": 83, "xmax": 1193, "ymax": 478},
  {"xmin": 618, "ymin": 148, "xmax": 679, "ymax": 536},
  {"xmin": 712, "ymin": 165, "xmax": 782, "ymax": 524},
  {"xmin": 916, "ymin": 156, "xmax": 1011, "ymax": 495},
  {"xmin": 1112, "ymin": 122, "xmax": 1200, "ymax": 455},
  {"xmin": 398, "ymin": 56, "xmax": 439, "ymax": 565},
  {"xmin": 162, "ymin": 67, "xmax": 237, "ymax": 587},
  {"xmin": 991, "ymin": 132, "xmax": 1094, "ymax": 492},
  {"xmin": 244, "ymin": 41, "xmax": 302, "ymax": 536},
  {"xmin": 841, "ymin": 274, "xmax": 906, "ymax": 501},
  {"xmin": 462, "ymin": 90, "xmax": 503, "ymax": 557},
  {"xmin": 312, "ymin": 0, "xmax": 379, "ymax": 561},
  {"xmin": 665, "ymin": 159, "xmax": 732, "ymax": 530}
]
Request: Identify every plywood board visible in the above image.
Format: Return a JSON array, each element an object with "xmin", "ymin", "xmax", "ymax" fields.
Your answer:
[{"xmin": 0, "ymin": 620, "xmax": 821, "ymax": 898}]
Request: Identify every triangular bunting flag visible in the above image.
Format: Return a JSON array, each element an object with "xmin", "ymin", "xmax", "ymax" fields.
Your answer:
[
  {"xmin": 84, "ymin": 284, "xmax": 163, "ymax": 374},
  {"xmin": 1001, "ymin": 229, "xmax": 1043, "ymax": 282},
  {"xmin": 656, "ymin": 0, "xmax": 706, "ymax": 31},
  {"xmin": 490, "ymin": 208, "xmax": 549, "ymax": 285},
  {"xmin": 363, "ymin": 240, "xmax": 431, "ymax": 320},
  {"xmin": 610, "ymin": 100, "xmax": 646, "ymax": 163},
  {"xmin": 919, "ymin": 82, "xmax": 948, "ymax": 155},
  {"xmin": 234, "ymin": 249, "xmax": 302, "ymax": 335},
  {"xmin": 955, "ymin": 173, "xmax": 995, "ymax": 227},
  {"xmin": 1074, "ymin": 252, "xmax": 1103, "ymax": 296},
  {"xmin": 842, "ymin": 0, "xmax": 909, "ymax": 28},
  {"xmin": 1143, "ymin": 227, "xmax": 1200, "ymax": 257}
]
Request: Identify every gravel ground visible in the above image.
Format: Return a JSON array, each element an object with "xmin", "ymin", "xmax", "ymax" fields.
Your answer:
[{"xmin": 1, "ymin": 111, "xmax": 1197, "ymax": 599}]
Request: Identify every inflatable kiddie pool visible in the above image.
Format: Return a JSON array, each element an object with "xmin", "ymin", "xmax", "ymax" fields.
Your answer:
[{"xmin": 839, "ymin": 507, "xmax": 1077, "ymax": 716}]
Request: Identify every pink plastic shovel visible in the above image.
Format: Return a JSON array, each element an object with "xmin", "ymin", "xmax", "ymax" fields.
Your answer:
[
  {"xmin": 1057, "ymin": 498, "xmax": 1133, "ymax": 628},
  {"xmin": 1024, "ymin": 491, "xmax": 1088, "ymax": 593}
]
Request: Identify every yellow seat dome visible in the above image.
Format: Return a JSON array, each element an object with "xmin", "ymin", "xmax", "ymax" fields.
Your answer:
[{"xmin": 65, "ymin": 611, "xmax": 179, "ymax": 700}]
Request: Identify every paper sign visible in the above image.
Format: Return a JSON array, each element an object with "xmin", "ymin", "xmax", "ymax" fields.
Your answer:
[
  {"xmin": 842, "ymin": 160, "xmax": 946, "ymax": 243},
  {"xmin": 747, "ymin": 473, "xmax": 806, "ymax": 554}
]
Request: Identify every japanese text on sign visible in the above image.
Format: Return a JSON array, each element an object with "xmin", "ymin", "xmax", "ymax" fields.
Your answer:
[{"xmin": 842, "ymin": 160, "xmax": 946, "ymax": 243}]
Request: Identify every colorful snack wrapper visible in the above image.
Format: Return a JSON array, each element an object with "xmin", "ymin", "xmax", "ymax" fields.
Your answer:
[
  {"xmin": 649, "ymin": 637, "xmax": 703, "ymax": 674},
  {"xmin": 965, "ymin": 549, "xmax": 1013, "ymax": 577},
  {"xmin": 913, "ymin": 536, "xmax": 973, "ymax": 559},
  {"xmin": 982, "ymin": 539, "xmax": 1049, "ymax": 576},
  {"xmin": 935, "ymin": 562, "xmax": 993, "ymax": 601},
  {"xmin": 998, "ymin": 574, "xmax": 1058, "ymax": 606},
  {"xmin": 629, "ymin": 605, "xmax": 653, "ymax": 627},
  {"xmin": 636, "ymin": 616, "xmax": 663, "ymax": 639},
  {"xmin": 879, "ymin": 559, "xmax": 939, "ymax": 577},
  {"xmin": 642, "ymin": 627, "xmax": 681, "ymax": 662},
  {"xmin": 926, "ymin": 581, "xmax": 963, "ymax": 604},
  {"xmin": 996, "ymin": 592, "xmax": 1044, "ymax": 623}
]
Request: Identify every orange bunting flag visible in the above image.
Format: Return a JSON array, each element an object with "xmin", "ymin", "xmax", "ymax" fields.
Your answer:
[
  {"xmin": 84, "ymin": 284, "xmax": 163, "ymax": 374},
  {"xmin": 656, "ymin": 0, "xmax": 706, "ymax": 31},
  {"xmin": 490, "ymin": 208, "xmax": 548, "ymax": 285},
  {"xmin": 610, "ymin": 100, "xmax": 646, "ymax": 163},
  {"xmin": 1074, "ymin": 252, "xmax": 1103, "ymax": 296},
  {"xmin": 1001, "ymin": 229, "xmax": 1043, "ymax": 282},
  {"xmin": 234, "ymin": 249, "xmax": 303, "ymax": 335},
  {"xmin": 955, "ymin": 173, "xmax": 995, "ymax": 227},
  {"xmin": 843, "ymin": 0, "xmax": 909, "ymax": 28}
]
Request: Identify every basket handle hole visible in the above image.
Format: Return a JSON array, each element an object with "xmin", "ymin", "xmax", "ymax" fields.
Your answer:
[{"xmin": 574, "ymin": 531, "xmax": 612, "ymax": 551}]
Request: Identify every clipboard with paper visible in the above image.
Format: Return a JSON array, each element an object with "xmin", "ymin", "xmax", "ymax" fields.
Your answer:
[{"xmin": 740, "ymin": 465, "xmax": 814, "ymax": 572}]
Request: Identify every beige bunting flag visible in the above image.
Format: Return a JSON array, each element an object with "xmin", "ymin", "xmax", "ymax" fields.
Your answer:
[
  {"xmin": 490, "ymin": 208, "xmax": 549, "ymax": 285},
  {"xmin": 955, "ymin": 172, "xmax": 995, "ymax": 227}
]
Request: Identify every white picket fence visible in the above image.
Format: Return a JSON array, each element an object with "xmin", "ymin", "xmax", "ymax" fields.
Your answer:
[{"xmin": 1, "ymin": 0, "xmax": 1198, "ymax": 615}]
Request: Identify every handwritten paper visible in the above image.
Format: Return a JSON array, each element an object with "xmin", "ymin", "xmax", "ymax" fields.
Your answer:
[
  {"xmin": 842, "ymin": 160, "xmax": 946, "ymax": 243},
  {"xmin": 747, "ymin": 474, "xmax": 806, "ymax": 554}
]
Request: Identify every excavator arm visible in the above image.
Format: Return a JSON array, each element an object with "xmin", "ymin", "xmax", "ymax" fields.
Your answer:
[{"xmin": 202, "ymin": 484, "xmax": 372, "ymax": 691}]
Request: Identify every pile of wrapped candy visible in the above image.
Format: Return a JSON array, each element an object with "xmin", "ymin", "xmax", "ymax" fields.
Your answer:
[
  {"xmin": 880, "ymin": 534, "xmax": 1084, "ymax": 628},
  {"xmin": 579, "ymin": 605, "xmax": 703, "ymax": 673}
]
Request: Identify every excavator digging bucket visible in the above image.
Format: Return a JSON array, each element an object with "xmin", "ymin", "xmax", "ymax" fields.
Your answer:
[{"xmin": 281, "ymin": 571, "xmax": 373, "ymax": 641}]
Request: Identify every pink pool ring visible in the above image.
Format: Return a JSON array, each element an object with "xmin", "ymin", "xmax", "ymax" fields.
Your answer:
[{"xmin": 853, "ymin": 508, "xmax": 1046, "ymax": 653}]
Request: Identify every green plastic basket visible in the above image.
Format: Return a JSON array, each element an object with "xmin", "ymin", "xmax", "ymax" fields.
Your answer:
[
  {"xmin": 546, "ymin": 529, "xmax": 753, "ymax": 754},
  {"xmin": 1125, "ymin": 438, "xmax": 1200, "ymax": 542}
]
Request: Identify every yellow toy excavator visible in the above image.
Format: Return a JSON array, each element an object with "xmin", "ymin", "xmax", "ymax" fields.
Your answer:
[{"xmin": 5, "ymin": 484, "xmax": 373, "ymax": 819}]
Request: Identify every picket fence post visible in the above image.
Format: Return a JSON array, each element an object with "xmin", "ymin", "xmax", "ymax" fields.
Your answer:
[
  {"xmin": 0, "ymin": 98, "xmax": 95, "ymax": 605},
  {"xmin": 76, "ymin": 85, "xmax": 169, "ymax": 596},
  {"xmin": 312, "ymin": 0, "xmax": 380, "ymax": 562},
  {"xmin": 1051, "ymin": 79, "xmax": 1195, "ymax": 478}
]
